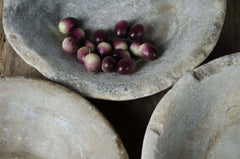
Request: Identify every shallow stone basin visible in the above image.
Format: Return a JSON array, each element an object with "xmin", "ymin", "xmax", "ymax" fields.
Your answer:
[
  {"xmin": 142, "ymin": 53, "xmax": 240, "ymax": 159},
  {"xmin": 0, "ymin": 77, "xmax": 128, "ymax": 159},
  {"xmin": 3, "ymin": 0, "xmax": 226, "ymax": 100}
]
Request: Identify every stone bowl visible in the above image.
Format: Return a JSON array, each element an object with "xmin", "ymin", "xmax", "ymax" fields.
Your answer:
[
  {"xmin": 3, "ymin": 0, "xmax": 226, "ymax": 100},
  {"xmin": 0, "ymin": 77, "xmax": 128, "ymax": 159},
  {"xmin": 142, "ymin": 53, "xmax": 240, "ymax": 159}
]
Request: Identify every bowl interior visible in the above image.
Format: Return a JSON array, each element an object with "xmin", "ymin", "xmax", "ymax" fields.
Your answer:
[
  {"xmin": 0, "ymin": 78, "xmax": 128, "ymax": 159},
  {"xmin": 142, "ymin": 53, "xmax": 240, "ymax": 159},
  {"xmin": 3, "ymin": 0, "xmax": 226, "ymax": 100}
]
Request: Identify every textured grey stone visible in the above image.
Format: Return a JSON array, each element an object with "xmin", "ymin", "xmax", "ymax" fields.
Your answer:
[
  {"xmin": 3, "ymin": 0, "xmax": 226, "ymax": 100},
  {"xmin": 142, "ymin": 53, "xmax": 240, "ymax": 159},
  {"xmin": 0, "ymin": 77, "xmax": 128, "ymax": 159}
]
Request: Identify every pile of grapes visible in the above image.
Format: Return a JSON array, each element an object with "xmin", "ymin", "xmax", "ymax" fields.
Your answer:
[{"xmin": 59, "ymin": 17, "xmax": 158, "ymax": 75}]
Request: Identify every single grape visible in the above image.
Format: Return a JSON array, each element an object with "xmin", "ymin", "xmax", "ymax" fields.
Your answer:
[
  {"xmin": 113, "ymin": 49, "xmax": 131, "ymax": 60},
  {"xmin": 112, "ymin": 39, "xmax": 128, "ymax": 50},
  {"xmin": 117, "ymin": 58, "xmax": 135, "ymax": 75},
  {"xmin": 62, "ymin": 37, "xmax": 80, "ymax": 54},
  {"xmin": 129, "ymin": 24, "xmax": 146, "ymax": 40},
  {"xmin": 59, "ymin": 17, "xmax": 77, "ymax": 34},
  {"xmin": 97, "ymin": 42, "xmax": 112, "ymax": 57},
  {"xmin": 130, "ymin": 40, "xmax": 143, "ymax": 56},
  {"xmin": 84, "ymin": 53, "xmax": 101, "ymax": 74},
  {"xmin": 101, "ymin": 56, "xmax": 117, "ymax": 73},
  {"xmin": 114, "ymin": 20, "xmax": 130, "ymax": 38},
  {"xmin": 84, "ymin": 40, "xmax": 96, "ymax": 52},
  {"xmin": 139, "ymin": 43, "xmax": 157, "ymax": 60},
  {"xmin": 93, "ymin": 30, "xmax": 108, "ymax": 44},
  {"xmin": 69, "ymin": 28, "xmax": 85, "ymax": 41},
  {"xmin": 77, "ymin": 47, "xmax": 90, "ymax": 64}
]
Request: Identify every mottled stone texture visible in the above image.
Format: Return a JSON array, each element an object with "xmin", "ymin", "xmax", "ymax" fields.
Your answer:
[
  {"xmin": 3, "ymin": 0, "xmax": 226, "ymax": 100},
  {"xmin": 0, "ymin": 77, "xmax": 128, "ymax": 159},
  {"xmin": 142, "ymin": 53, "xmax": 240, "ymax": 159}
]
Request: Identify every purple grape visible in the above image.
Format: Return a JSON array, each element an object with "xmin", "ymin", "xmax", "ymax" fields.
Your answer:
[
  {"xmin": 97, "ymin": 42, "xmax": 112, "ymax": 57},
  {"xmin": 77, "ymin": 47, "xmax": 90, "ymax": 64},
  {"xmin": 69, "ymin": 28, "xmax": 85, "ymax": 41},
  {"xmin": 84, "ymin": 54, "xmax": 101, "ymax": 74},
  {"xmin": 129, "ymin": 24, "xmax": 146, "ymax": 40},
  {"xmin": 93, "ymin": 30, "xmax": 108, "ymax": 44},
  {"xmin": 84, "ymin": 40, "xmax": 96, "ymax": 52},
  {"xmin": 101, "ymin": 56, "xmax": 117, "ymax": 73},
  {"xmin": 112, "ymin": 39, "xmax": 128, "ymax": 50},
  {"xmin": 59, "ymin": 17, "xmax": 77, "ymax": 34},
  {"xmin": 117, "ymin": 58, "xmax": 135, "ymax": 75},
  {"xmin": 139, "ymin": 43, "xmax": 157, "ymax": 60},
  {"xmin": 113, "ymin": 49, "xmax": 131, "ymax": 60},
  {"xmin": 62, "ymin": 37, "xmax": 80, "ymax": 54},
  {"xmin": 130, "ymin": 40, "xmax": 143, "ymax": 56},
  {"xmin": 114, "ymin": 20, "xmax": 130, "ymax": 38}
]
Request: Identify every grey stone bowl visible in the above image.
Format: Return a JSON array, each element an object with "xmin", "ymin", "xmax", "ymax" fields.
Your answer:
[
  {"xmin": 142, "ymin": 53, "xmax": 240, "ymax": 159},
  {"xmin": 3, "ymin": 0, "xmax": 226, "ymax": 100},
  {"xmin": 0, "ymin": 77, "xmax": 128, "ymax": 159}
]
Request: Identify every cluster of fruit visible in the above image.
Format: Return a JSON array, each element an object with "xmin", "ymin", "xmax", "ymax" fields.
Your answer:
[{"xmin": 59, "ymin": 17, "xmax": 158, "ymax": 74}]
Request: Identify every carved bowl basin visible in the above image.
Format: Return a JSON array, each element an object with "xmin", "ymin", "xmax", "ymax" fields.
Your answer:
[
  {"xmin": 0, "ymin": 77, "xmax": 128, "ymax": 159},
  {"xmin": 3, "ymin": 0, "xmax": 226, "ymax": 100},
  {"xmin": 142, "ymin": 53, "xmax": 240, "ymax": 159}
]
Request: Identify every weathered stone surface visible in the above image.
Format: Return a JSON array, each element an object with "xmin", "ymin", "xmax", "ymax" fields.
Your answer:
[
  {"xmin": 3, "ymin": 0, "xmax": 226, "ymax": 100},
  {"xmin": 0, "ymin": 77, "xmax": 128, "ymax": 159},
  {"xmin": 142, "ymin": 53, "xmax": 240, "ymax": 159}
]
